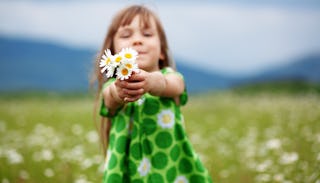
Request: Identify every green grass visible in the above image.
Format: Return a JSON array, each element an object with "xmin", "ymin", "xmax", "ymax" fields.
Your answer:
[
  {"xmin": 232, "ymin": 80, "xmax": 320, "ymax": 95},
  {"xmin": 0, "ymin": 92, "xmax": 319, "ymax": 183}
]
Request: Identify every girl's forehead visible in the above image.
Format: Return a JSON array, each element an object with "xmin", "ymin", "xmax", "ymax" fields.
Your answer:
[{"xmin": 120, "ymin": 15, "xmax": 156, "ymax": 29}]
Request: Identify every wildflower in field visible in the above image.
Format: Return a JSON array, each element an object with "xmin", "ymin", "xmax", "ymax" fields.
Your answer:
[
  {"xmin": 74, "ymin": 175, "xmax": 92, "ymax": 183},
  {"xmin": 6, "ymin": 149, "xmax": 23, "ymax": 164},
  {"xmin": 99, "ymin": 47, "xmax": 139, "ymax": 80},
  {"xmin": 279, "ymin": 152, "xmax": 299, "ymax": 165},
  {"xmin": 71, "ymin": 145, "xmax": 84, "ymax": 158},
  {"xmin": 273, "ymin": 174, "xmax": 284, "ymax": 182},
  {"xmin": 72, "ymin": 124, "xmax": 83, "ymax": 136},
  {"xmin": 81, "ymin": 158, "xmax": 94, "ymax": 169},
  {"xmin": 256, "ymin": 159, "xmax": 272, "ymax": 172},
  {"xmin": 255, "ymin": 173, "xmax": 271, "ymax": 182},
  {"xmin": 41, "ymin": 149, "xmax": 54, "ymax": 161},
  {"xmin": 44, "ymin": 168, "xmax": 55, "ymax": 177},
  {"xmin": 265, "ymin": 138, "xmax": 281, "ymax": 150},
  {"xmin": 86, "ymin": 130, "xmax": 99, "ymax": 143}
]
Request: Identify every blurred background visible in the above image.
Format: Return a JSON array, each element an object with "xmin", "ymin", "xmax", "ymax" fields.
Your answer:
[
  {"xmin": 0, "ymin": 0, "xmax": 320, "ymax": 92},
  {"xmin": 0, "ymin": 0, "xmax": 319, "ymax": 183}
]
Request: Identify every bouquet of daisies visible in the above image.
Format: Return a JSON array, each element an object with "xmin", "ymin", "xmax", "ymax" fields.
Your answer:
[{"xmin": 99, "ymin": 47, "xmax": 139, "ymax": 80}]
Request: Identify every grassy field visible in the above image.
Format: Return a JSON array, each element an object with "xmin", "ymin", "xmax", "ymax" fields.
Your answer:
[{"xmin": 0, "ymin": 92, "xmax": 319, "ymax": 183}]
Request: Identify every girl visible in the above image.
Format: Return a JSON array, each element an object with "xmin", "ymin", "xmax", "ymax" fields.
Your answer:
[{"xmin": 94, "ymin": 5, "xmax": 213, "ymax": 183}]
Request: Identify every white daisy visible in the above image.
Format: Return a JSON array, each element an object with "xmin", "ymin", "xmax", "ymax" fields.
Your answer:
[
  {"xmin": 113, "ymin": 53, "xmax": 123, "ymax": 66},
  {"xmin": 99, "ymin": 47, "xmax": 139, "ymax": 80},
  {"xmin": 174, "ymin": 176, "xmax": 189, "ymax": 183},
  {"xmin": 116, "ymin": 64, "xmax": 133, "ymax": 80},
  {"xmin": 99, "ymin": 49, "xmax": 113, "ymax": 73},
  {"xmin": 106, "ymin": 65, "xmax": 116, "ymax": 78},
  {"xmin": 120, "ymin": 47, "xmax": 138, "ymax": 61},
  {"xmin": 122, "ymin": 58, "xmax": 138, "ymax": 71},
  {"xmin": 138, "ymin": 157, "xmax": 151, "ymax": 177},
  {"xmin": 157, "ymin": 109, "xmax": 175, "ymax": 129}
]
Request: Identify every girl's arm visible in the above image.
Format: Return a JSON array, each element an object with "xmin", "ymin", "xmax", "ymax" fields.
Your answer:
[
  {"xmin": 147, "ymin": 71, "xmax": 185, "ymax": 97},
  {"xmin": 102, "ymin": 76, "xmax": 145, "ymax": 112},
  {"xmin": 102, "ymin": 82, "xmax": 125, "ymax": 115},
  {"xmin": 118, "ymin": 69, "xmax": 184, "ymax": 100}
]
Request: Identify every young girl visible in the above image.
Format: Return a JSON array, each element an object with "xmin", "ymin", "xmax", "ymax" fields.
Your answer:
[{"xmin": 94, "ymin": 5, "xmax": 213, "ymax": 183}]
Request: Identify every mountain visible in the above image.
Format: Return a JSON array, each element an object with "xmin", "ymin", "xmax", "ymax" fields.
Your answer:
[
  {"xmin": 1, "ymin": 36, "xmax": 319, "ymax": 94},
  {"xmin": 0, "ymin": 37, "xmax": 232, "ymax": 93},
  {"xmin": 236, "ymin": 54, "xmax": 320, "ymax": 85},
  {"xmin": 176, "ymin": 62, "xmax": 234, "ymax": 92},
  {"xmin": 0, "ymin": 37, "xmax": 96, "ymax": 92}
]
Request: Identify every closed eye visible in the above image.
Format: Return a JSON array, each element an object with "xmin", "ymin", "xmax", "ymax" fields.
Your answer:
[
  {"xmin": 142, "ymin": 29, "xmax": 153, "ymax": 37},
  {"xmin": 118, "ymin": 29, "xmax": 132, "ymax": 38}
]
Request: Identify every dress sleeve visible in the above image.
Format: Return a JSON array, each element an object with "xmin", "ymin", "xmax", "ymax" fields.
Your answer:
[
  {"xmin": 99, "ymin": 78, "xmax": 118, "ymax": 117},
  {"xmin": 161, "ymin": 67, "xmax": 188, "ymax": 106}
]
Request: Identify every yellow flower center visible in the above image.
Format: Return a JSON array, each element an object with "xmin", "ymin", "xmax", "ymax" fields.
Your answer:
[
  {"xmin": 142, "ymin": 163, "xmax": 148, "ymax": 171},
  {"xmin": 121, "ymin": 68, "xmax": 129, "ymax": 76},
  {"xmin": 115, "ymin": 56, "xmax": 122, "ymax": 63},
  {"xmin": 105, "ymin": 58, "xmax": 111, "ymax": 65},
  {"xmin": 162, "ymin": 114, "xmax": 172, "ymax": 124},
  {"xmin": 125, "ymin": 53, "xmax": 132, "ymax": 59},
  {"xmin": 125, "ymin": 63, "xmax": 132, "ymax": 69}
]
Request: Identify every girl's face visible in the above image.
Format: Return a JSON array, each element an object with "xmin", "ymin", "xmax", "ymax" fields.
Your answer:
[{"xmin": 113, "ymin": 15, "xmax": 164, "ymax": 72}]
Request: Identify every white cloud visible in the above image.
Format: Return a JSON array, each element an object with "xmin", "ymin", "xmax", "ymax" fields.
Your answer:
[
  {"xmin": 1, "ymin": 1, "xmax": 320, "ymax": 75},
  {"xmin": 158, "ymin": 3, "xmax": 320, "ymax": 74}
]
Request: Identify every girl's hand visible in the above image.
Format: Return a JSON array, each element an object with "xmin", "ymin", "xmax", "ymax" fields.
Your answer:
[
  {"xmin": 113, "ymin": 68, "xmax": 183, "ymax": 102},
  {"xmin": 114, "ymin": 70, "xmax": 147, "ymax": 102},
  {"xmin": 128, "ymin": 69, "xmax": 167, "ymax": 96}
]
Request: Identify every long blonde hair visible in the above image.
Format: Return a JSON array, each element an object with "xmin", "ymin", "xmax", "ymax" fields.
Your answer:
[{"xmin": 92, "ymin": 5, "xmax": 175, "ymax": 153}]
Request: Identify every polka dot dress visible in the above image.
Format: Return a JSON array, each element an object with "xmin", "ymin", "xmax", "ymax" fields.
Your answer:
[{"xmin": 100, "ymin": 68, "xmax": 213, "ymax": 183}]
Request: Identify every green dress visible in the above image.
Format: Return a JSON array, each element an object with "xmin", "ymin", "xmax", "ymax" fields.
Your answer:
[{"xmin": 100, "ymin": 68, "xmax": 213, "ymax": 183}]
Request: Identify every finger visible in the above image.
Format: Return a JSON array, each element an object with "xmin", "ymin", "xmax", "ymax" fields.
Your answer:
[
  {"xmin": 114, "ymin": 79, "xmax": 124, "ymax": 89},
  {"xmin": 115, "ymin": 86, "xmax": 126, "ymax": 99},
  {"xmin": 128, "ymin": 71, "xmax": 145, "ymax": 82},
  {"xmin": 123, "ymin": 88, "xmax": 144, "ymax": 96},
  {"xmin": 124, "ymin": 95, "xmax": 142, "ymax": 102},
  {"xmin": 119, "ymin": 80, "xmax": 145, "ymax": 90}
]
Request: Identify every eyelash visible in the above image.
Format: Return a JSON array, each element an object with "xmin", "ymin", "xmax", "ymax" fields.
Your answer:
[
  {"xmin": 143, "ymin": 31, "xmax": 153, "ymax": 37},
  {"xmin": 120, "ymin": 34, "xmax": 130, "ymax": 38},
  {"xmin": 118, "ymin": 31, "xmax": 153, "ymax": 38}
]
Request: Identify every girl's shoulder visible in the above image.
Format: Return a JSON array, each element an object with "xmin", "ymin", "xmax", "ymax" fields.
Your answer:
[{"xmin": 161, "ymin": 67, "xmax": 188, "ymax": 106}]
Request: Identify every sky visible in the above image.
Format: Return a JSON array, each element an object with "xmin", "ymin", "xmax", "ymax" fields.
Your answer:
[{"xmin": 1, "ymin": 0, "xmax": 320, "ymax": 76}]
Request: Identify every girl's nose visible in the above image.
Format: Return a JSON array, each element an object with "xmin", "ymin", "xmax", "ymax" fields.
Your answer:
[
  {"xmin": 132, "ymin": 34, "xmax": 143, "ymax": 46},
  {"xmin": 133, "ymin": 39, "xmax": 142, "ymax": 46}
]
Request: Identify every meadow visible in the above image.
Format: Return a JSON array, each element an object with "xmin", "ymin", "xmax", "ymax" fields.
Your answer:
[{"xmin": 0, "ymin": 91, "xmax": 319, "ymax": 183}]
